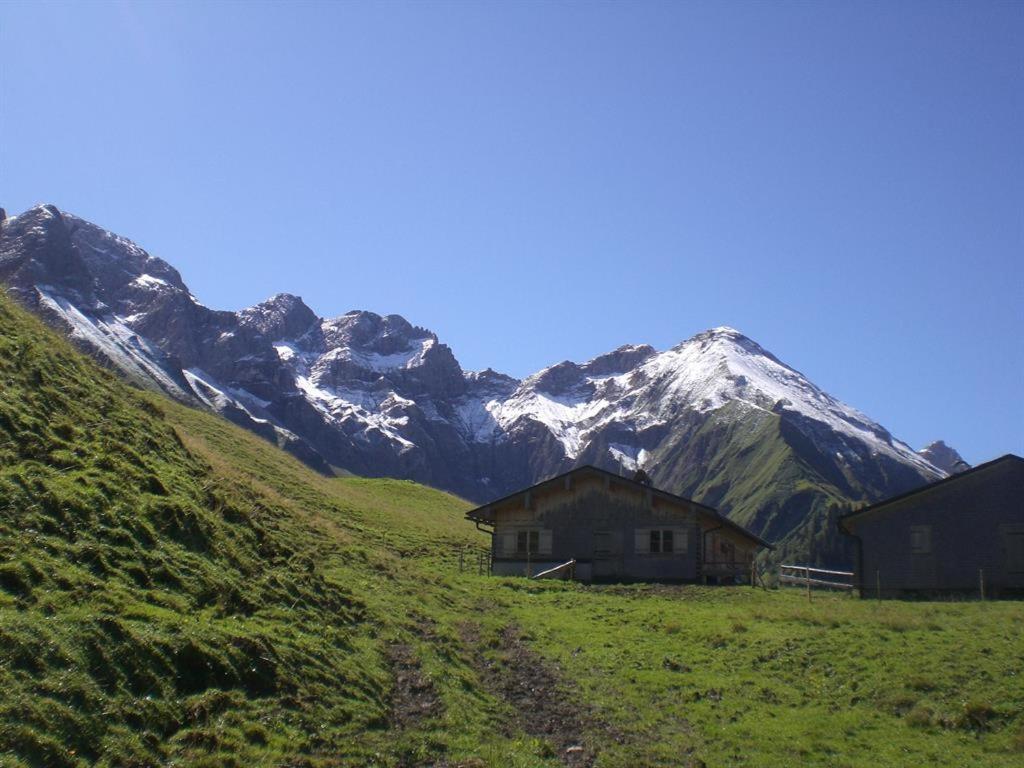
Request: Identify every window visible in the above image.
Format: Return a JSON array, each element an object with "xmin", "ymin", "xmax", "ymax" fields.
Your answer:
[
  {"xmin": 910, "ymin": 525, "xmax": 931, "ymax": 554},
  {"xmin": 636, "ymin": 528, "xmax": 682, "ymax": 554},
  {"xmin": 508, "ymin": 529, "xmax": 551, "ymax": 556},
  {"xmin": 517, "ymin": 530, "xmax": 539, "ymax": 555}
]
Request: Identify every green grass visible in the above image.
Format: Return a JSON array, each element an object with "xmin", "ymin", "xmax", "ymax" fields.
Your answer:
[
  {"xmin": 1, "ymin": 292, "xmax": 1022, "ymax": 767},
  {"xmin": 456, "ymin": 581, "xmax": 1024, "ymax": 767}
]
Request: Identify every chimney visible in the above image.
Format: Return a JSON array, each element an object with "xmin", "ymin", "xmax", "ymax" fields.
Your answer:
[{"xmin": 632, "ymin": 469, "xmax": 652, "ymax": 486}]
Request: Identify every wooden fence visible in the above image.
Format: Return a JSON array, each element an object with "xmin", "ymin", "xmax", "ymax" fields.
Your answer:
[
  {"xmin": 458, "ymin": 546, "xmax": 492, "ymax": 575},
  {"xmin": 779, "ymin": 564, "xmax": 854, "ymax": 598}
]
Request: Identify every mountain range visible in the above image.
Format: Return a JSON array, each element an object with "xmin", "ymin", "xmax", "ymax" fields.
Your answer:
[{"xmin": 0, "ymin": 204, "xmax": 965, "ymax": 565}]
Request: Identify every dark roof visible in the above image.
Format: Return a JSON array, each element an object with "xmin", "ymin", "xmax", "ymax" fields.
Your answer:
[
  {"xmin": 840, "ymin": 453, "xmax": 1024, "ymax": 527},
  {"xmin": 465, "ymin": 464, "xmax": 773, "ymax": 549}
]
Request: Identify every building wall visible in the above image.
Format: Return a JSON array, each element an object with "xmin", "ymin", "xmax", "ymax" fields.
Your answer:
[
  {"xmin": 847, "ymin": 460, "xmax": 1024, "ymax": 597},
  {"xmin": 488, "ymin": 473, "xmax": 757, "ymax": 582}
]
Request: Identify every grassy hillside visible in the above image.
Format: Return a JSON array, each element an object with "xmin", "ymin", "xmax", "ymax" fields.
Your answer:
[
  {"xmin": 1, "ymin": 292, "xmax": 1022, "ymax": 767},
  {"xmin": 652, "ymin": 403, "xmax": 854, "ymax": 568},
  {"xmin": 0, "ymin": 292, "xmax": 515, "ymax": 767}
]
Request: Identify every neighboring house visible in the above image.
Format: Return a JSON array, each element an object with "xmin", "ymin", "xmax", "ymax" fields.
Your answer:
[
  {"xmin": 465, "ymin": 465, "xmax": 771, "ymax": 583},
  {"xmin": 839, "ymin": 454, "xmax": 1024, "ymax": 598}
]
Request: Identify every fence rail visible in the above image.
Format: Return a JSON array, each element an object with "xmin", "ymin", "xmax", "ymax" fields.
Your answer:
[
  {"xmin": 532, "ymin": 559, "xmax": 577, "ymax": 580},
  {"xmin": 779, "ymin": 564, "xmax": 854, "ymax": 594},
  {"xmin": 458, "ymin": 546, "xmax": 492, "ymax": 575}
]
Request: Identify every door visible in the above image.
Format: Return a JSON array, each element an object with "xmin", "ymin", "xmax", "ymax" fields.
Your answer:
[
  {"xmin": 1002, "ymin": 525, "xmax": 1024, "ymax": 587},
  {"xmin": 591, "ymin": 530, "xmax": 622, "ymax": 580}
]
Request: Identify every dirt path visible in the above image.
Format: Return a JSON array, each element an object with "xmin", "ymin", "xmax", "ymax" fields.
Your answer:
[
  {"xmin": 386, "ymin": 616, "xmax": 448, "ymax": 768},
  {"xmin": 461, "ymin": 623, "xmax": 621, "ymax": 768},
  {"xmin": 386, "ymin": 640, "xmax": 443, "ymax": 731}
]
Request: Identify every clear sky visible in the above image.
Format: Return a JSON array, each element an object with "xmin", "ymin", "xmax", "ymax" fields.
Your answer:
[{"xmin": 2, "ymin": 1, "xmax": 1022, "ymax": 463}]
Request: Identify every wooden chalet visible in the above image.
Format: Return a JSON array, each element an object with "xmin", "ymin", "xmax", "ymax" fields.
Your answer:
[
  {"xmin": 465, "ymin": 465, "xmax": 771, "ymax": 583},
  {"xmin": 839, "ymin": 454, "xmax": 1024, "ymax": 598}
]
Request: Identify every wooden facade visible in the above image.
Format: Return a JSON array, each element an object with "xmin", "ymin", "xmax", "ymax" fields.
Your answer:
[
  {"xmin": 465, "ymin": 466, "xmax": 770, "ymax": 583},
  {"xmin": 839, "ymin": 454, "xmax": 1024, "ymax": 598}
]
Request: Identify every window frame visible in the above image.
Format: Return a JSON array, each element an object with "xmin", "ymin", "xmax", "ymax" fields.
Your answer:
[
  {"xmin": 909, "ymin": 525, "xmax": 932, "ymax": 555},
  {"xmin": 516, "ymin": 529, "xmax": 540, "ymax": 555},
  {"xmin": 638, "ymin": 528, "xmax": 681, "ymax": 555}
]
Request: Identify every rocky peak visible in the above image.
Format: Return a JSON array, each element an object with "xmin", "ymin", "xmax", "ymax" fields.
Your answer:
[
  {"xmin": 528, "ymin": 361, "xmax": 587, "ymax": 396},
  {"xmin": 0, "ymin": 204, "xmax": 93, "ymax": 305},
  {"xmin": 465, "ymin": 367, "xmax": 520, "ymax": 396},
  {"xmin": 582, "ymin": 344, "xmax": 657, "ymax": 377},
  {"xmin": 682, "ymin": 326, "xmax": 780, "ymax": 362},
  {"xmin": 321, "ymin": 310, "xmax": 434, "ymax": 355},
  {"xmin": 239, "ymin": 293, "xmax": 318, "ymax": 340},
  {"xmin": 67, "ymin": 212, "xmax": 184, "ymax": 285},
  {"xmin": 918, "ymin": 440, "xmax": 969, "ymax": 474}
]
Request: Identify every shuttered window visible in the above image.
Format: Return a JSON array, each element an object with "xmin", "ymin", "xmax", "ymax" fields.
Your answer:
[
  {"xmin": 500, "ymin": 532, "xmax": 517, "ymax": 556},
  {"xmin": 505, "ymin": 529, "xmax": 552, "ymax": 556},
  {"xmin": 673, "ymin": 527, "xmax": 688, "ymax": 553},
  {"xmin": 635, "ymin": 528, "xmax": 687, "ymax": 554},
  {"xmin": 516, "ymin": 530, "xmax": 539, "ymax": 555},
  {"xmin": 650, "ymin": 529, "xmax": 662, "ymax": 553},
  {"xmin": 634, "ymin": 529, "xmax": 649, "ymax": 554}
]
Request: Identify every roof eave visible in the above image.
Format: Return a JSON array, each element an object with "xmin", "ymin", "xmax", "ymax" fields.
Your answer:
[{"xmin": 840, "ymin": 453, "xmax": 1023, "ymax": 524}]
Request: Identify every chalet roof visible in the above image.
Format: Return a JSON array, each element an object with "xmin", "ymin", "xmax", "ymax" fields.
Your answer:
[
  {"xmin": 465, "ymin": 464, "xmax": 773, "ymax": 549},
  {"xmin": 840, "ymin": 453, "xmax": 1024, "ymax": 528}
]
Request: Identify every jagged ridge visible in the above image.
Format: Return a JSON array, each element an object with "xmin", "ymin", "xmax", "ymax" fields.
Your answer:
[{"xmin": 0, "ymin": 204, "xmax": 952, "ymax": 564}]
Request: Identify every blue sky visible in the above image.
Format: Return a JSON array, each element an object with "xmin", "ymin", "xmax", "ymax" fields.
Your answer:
[{"xmin": 2, "ymin": 1, "xmax": 1021, "ymax": 463}]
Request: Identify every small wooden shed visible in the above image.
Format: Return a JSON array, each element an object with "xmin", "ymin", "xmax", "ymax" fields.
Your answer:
[
  {"xmin": 839, "ymin": 454, "xmax": 1024, "ymax": 598},
  {"xmin": 465, "ymin": 465, "xmax": 770, "ymax": 583}
]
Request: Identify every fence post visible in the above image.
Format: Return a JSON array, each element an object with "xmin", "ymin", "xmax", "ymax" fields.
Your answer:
[
  {"xmin": 875, "ymin": 570, "xmax": 881, "ymax": 601},
  {"xmin": 979, "ymin": 568, "xmax": 985, "ymax": 601},
  {"xmin": 805, "ymin": 566, "xmax": 812, "ymax": 602}
]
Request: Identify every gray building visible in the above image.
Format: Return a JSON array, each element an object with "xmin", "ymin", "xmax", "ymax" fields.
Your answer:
[
  {"xmin": 840, "ymin": 454, "xmax": 1024, "ymax": 598},
  {"xmin": 466, "ymin": 465, "xmax": 770, "ymax": 583}
]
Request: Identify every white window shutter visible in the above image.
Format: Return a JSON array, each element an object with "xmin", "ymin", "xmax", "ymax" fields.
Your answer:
[
  {"xmin": 538, "ymin": 529, "xmax": 552, "ymax": 555},
  {"xmin": 673, "ymin": 527, "xmax": 689, "ymax": 553},
  {"xmin": 501, "ymin": 532, "xmax": 516, "ymax": 556},
  {"xmin": 634, "ymin": 528, "xmax": 649, "ymax": 554}
]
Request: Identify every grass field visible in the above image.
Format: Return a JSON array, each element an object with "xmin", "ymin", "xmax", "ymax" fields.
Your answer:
[{"xmin": 1, "ymin": 292, "xmax": 1022, "ymax": 767}]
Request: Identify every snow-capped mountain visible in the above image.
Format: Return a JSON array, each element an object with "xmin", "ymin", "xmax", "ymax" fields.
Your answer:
[{"xmin": 0, "ymin": 204, "xmax": 951, "ymax": 564}]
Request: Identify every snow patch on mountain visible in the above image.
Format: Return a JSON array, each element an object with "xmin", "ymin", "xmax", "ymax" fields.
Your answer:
[
  {"xmin": 183, "ymin": 368, "xmax": 270, "ymax": 416},
  {"xmin": 131, "ymin": 274, "xmax": 171, "ymax": 290},
  {"xmin": 36, "ymin": 286, "xmax": 187, "ymax": 397},
  {"xmin": 316, "ymin": 336, "xmax": 436, "ymax": 373},
  {"xmin": 634, "ymin": 328, "xmax": 937, "ymax": 473}
]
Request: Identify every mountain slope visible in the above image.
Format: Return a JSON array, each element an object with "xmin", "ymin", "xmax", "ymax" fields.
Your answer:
[
  {"xmin": 0, "ymin": 291, "xmax": 535, "ymax": 766},
  {"xmin": 0, "ymin": 204, "xmax": 947, "ymax": 565}
]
